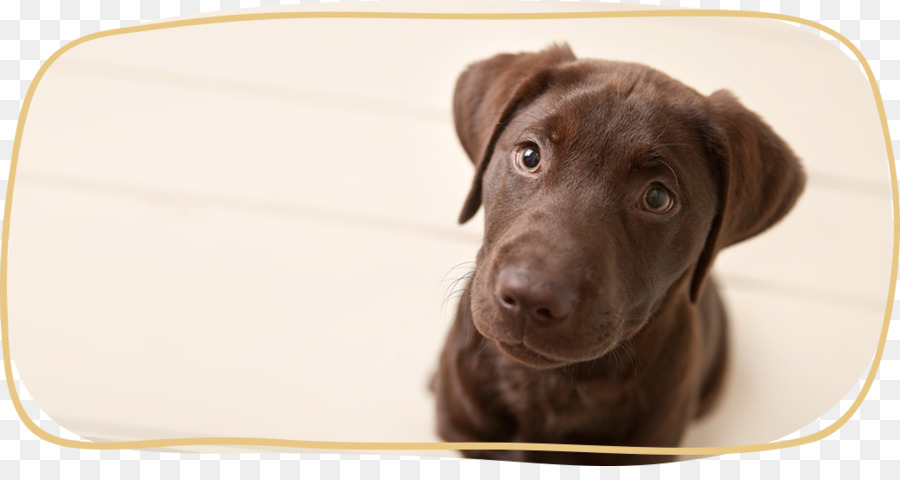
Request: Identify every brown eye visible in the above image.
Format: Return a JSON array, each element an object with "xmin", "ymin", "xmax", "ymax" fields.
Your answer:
[
  {"xmin": 513, "ymin": 145, "xmax": 541, "ymax": 173},
  {"xmin": 641, "ymin": 186, "xmax": 674, "ymax": 213}
]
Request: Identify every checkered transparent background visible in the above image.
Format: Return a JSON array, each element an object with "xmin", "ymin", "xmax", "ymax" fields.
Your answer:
[{"xmin": 1, "ymin": 0, "xmax": 899, "ymax": 478}]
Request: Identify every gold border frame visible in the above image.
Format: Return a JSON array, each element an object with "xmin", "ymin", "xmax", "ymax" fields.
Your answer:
[{"xmin": 2, "ymin": 8, "xmax": 895, "ymax": 458}]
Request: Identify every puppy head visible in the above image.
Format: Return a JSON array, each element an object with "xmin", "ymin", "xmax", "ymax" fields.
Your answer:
[{"xmin": 454, "ymin": 45, "xmax": 805, "ymax": 369}]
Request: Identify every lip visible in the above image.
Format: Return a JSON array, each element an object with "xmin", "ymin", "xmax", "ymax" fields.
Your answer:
[{"xmin": 496, "ymin": 341, "xmax": 570, "ymax": 369}]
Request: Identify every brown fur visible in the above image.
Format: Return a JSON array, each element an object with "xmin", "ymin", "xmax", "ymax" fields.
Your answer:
[{"xmin": 432, "ymin": 44, "xmax": 805, "ymax": 465}]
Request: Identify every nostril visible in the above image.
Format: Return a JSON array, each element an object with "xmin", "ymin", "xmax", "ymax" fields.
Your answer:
[
  {"xmin": 495, "ymin": 268, "xmax": 576, "ymax": 323},
  {"xmin": 500, "ymin": 294, "xmax": 518, "ymax": 309}
]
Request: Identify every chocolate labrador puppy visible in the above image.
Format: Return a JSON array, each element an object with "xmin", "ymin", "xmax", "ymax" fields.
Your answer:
[{"xmin": 433, "ymin": 44, "xmax": 805, "ymax": 465}]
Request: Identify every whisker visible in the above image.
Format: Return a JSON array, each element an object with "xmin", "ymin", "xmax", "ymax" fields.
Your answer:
[
  {"xmin": 440, "ymin": 263, "xmax": 479, "ymax": 318},
  {"xmin": 436, "ymin": 261, "xmax": 477, "ymax": 287},
  {"xmin": 657, "ymin": 159, "xmax": 679, "ymax": 186},
  {"xmin": 610, "ymin": 348, "xmax": 623, "ymax": 374}
]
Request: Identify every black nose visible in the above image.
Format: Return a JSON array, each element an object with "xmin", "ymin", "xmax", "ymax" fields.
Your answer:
[{"xmin": 495, "ymin": 268, "xmax": 576, "ymax": 324}]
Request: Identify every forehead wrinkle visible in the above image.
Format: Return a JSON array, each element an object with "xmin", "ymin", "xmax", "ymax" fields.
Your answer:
[
  {"xmin": 549, "ymin": 91, "xmax": 659, "ymax": 162},
  {"xmin": 536, "ymin": 91, "xmax": 608, "ymax": 152},
  {"xmin": 533, "ymin": 76, "xmax": 706, "ymax": 172}
]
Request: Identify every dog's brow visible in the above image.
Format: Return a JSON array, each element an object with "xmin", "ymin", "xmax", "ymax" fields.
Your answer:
[{"xmin": 648, "ymin": 152, "xmax": 680, "ymax": 186}]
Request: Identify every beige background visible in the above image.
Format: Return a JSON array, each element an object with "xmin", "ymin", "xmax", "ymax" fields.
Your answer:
[{"xmin": 5, "ymin": 1, "xmax": 892, "ymax": 453}]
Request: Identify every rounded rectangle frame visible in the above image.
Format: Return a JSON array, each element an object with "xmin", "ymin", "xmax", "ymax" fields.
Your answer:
[{"xmin": 2, "ymin": 7, "xmax": 895, "ymax": 460}]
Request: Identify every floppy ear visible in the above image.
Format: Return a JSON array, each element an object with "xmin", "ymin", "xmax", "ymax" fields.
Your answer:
[
  {"xmin": 690, "ymin": 90, "xmax": 806, "ymax": 302},
  {"xmin": 454, "ymin": 44, "xmax": 577, "ymax": 224}
]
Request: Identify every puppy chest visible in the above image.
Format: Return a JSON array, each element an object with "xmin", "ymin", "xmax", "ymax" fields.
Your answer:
[{"xmin": 499, "ymin": 371, "xmax": 637, "ymax": 440}]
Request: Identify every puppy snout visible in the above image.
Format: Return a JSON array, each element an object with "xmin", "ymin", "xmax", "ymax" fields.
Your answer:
[{"xmin": 495, "ymin": 269, "xmax": 576, "ymax": 324}]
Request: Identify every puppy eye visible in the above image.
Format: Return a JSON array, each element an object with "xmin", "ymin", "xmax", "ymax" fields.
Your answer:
[
  {"xmin": 513, "ymin": 144, "xmax": 541, "ymax": 173},
  {"xmin": 641, "ymin": 186, "xmax": 675, "ymax": 213}
]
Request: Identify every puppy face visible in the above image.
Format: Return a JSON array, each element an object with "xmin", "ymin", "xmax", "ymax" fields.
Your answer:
[
  {"xmin": 470, "ymin": 66, "xmax": 718, "ymax": 368},
  {"xmin": 453, "ymin": 45, "xmax": 804, "ymax": 369}
]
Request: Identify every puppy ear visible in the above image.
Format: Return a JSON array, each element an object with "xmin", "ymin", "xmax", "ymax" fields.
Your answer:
[
  {"xmin": 454, "ymin": 44, "xmax": 577, "ymax": 224},
  {"xmin": 690, "ymin": 90, "xmax": 806, "ymax": 302}
]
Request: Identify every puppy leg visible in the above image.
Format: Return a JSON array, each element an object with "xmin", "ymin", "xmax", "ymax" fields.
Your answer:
[
  {"xmin": 434, "ymin": 292, "xmax": 517, "ymax": 452},
  {"xmin": 695, "ymin": 282, "xmax": 729, "ymax": 419}
]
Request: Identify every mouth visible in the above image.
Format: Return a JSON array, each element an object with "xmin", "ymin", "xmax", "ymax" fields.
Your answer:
[{"xmin": 496, "ymin": 341, "xmax": 571, "ymax": 369}]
